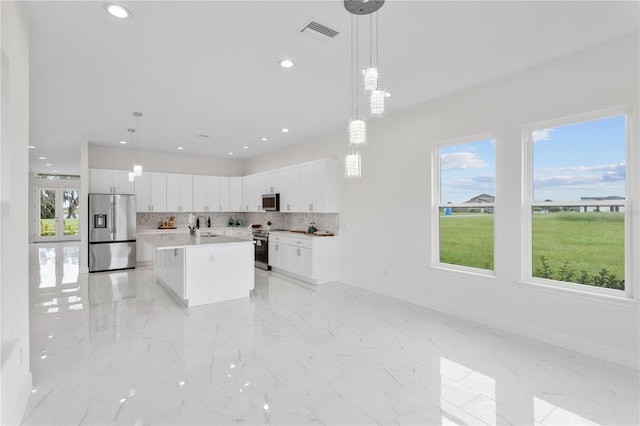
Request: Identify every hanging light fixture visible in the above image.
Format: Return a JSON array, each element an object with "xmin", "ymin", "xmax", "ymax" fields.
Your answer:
[
  {"xmin": 370, "ymin": 89, "xmax": 385, "ymax": 116},
  {"xmin": 344, "ymin": 0, "xmax": 385, "ymax": 178},
  {"xmin": 132, "ymin": 112, "xmax": 143, "ymax": 176},
  {"xmin": 348, "ymin": 11, "xmax": 366, "ymax": 147},
  {"xmin": 344, "ymin": 150, "xmax": 362, "ymax": 179},
  {"xmin": 127, "ymin": 128, "xmax": 136, "ymax": 182}
]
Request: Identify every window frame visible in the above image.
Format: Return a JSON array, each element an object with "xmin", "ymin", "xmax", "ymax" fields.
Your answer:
[
  {"xmin": 522, "ymin": 107, "xmax": 633, "ymax": 299},
  {"xmin": 432, "ymin": 133, "xmax": 497, "ymax": 275}
]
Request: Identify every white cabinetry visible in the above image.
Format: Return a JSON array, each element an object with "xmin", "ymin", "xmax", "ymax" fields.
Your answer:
[
  {"xmin": 155, "ymin": 248, "xmax": 185, "ymax": 299},
  {"xmin": 219, "ymin": 176, "xmax": 243, "ymax": 212},
  {"xmin": 262, "ymin": 170, "xmax": 281, "ymax": 194},
  {"xmin": 229, "ymin": 177, "xmax": 242, "ymax": 212},
  {"xmin": 166, "ymin": 174, "xmax": 193, "ymax": 212},
  {"xmin": 90, "ymin": 169, "xmax": 134, "ymax": 194},
  {"xmin": 279, "ymin": 166, "xmax": 301, "ymax": 212},
  {"xmin": 241, "ymin": 174, "xmax": 261, "ymax": 212},
  {"xmin": 268, "ymin": 232, "xmax": 339, "ymax": 284},
  {"xmin": 193, "ymin": 175, "xmax": 220, "ymax": 212},
  {"xmin": 135, "ymin": 172, "xmax": 166, "ymax": 212},
  {"xmin": 299, "ymin": 159, "xmax": 339, "ymax": 213}
]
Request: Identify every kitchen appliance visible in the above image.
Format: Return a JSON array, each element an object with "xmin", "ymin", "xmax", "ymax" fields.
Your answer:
[
  {"xmin": 262, "ymin": 193, "xmax": 280, "ymax": 211},
  {"xmin": 88, "ymin": 193, "xmax": 137, "ymax": 272},
  {"xmin": 252, "ymin": 229, "xmax": 270, "ymax": 270}
]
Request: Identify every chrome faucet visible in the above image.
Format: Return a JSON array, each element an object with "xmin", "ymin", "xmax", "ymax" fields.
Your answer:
[{"xmin": 195, "ymin": 215, "xmax": 210, "ymax": 228}]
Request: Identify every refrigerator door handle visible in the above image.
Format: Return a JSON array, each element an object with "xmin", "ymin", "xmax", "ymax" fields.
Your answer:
[{"xmin": 111, "ymin": 200, "xmax": 116, "ymax": 238}]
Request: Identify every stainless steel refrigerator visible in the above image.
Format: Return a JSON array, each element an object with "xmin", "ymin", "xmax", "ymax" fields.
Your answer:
[{"xmin": 89, "ymin": 193, "xmax": 137, "ymax": 272}]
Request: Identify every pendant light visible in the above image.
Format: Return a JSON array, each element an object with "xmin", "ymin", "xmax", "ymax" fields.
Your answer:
[
  {"xmin": 344, "ymin": 150, "xmax": 362, "ymax": 179},
  {"xmin": 127, "ymin": 128, "xmax": 136, "ymax": 182},
  {"xmin": 344, "ymin": 0, "xmax": 385, "ymax": 178},
  {"xmin": 368, "ymin": 11, "xmax": 384, "ymax": 115},
  {"xmin": 348, "ymin": 13, "xmax": 366, "ymax": 147},
  {"xmin": 132, "ymin": 112, "xmax": 143, "ymax": 176}
]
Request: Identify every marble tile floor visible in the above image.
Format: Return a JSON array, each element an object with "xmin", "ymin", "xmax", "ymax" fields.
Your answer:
[{"xmin": 22, "ymin": 242, "xmax": 638, "ymax": 425}]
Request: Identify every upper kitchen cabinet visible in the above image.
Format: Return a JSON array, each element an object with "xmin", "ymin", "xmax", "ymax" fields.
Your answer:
[
  {"xmin": 90, "ymin": 169, "xmax": 134, "ymax": 194},
  {"xmin": 229, "ymin": 177, "xmax": 242, "ymax": 212},
  {"xmin": 135, "ymin": 172, "xmax": 167, "ymax": 212},
  {"xmin": 262, "ymin": 170, "xmax": 281, "ymax": 195},
  {"xmin": 298, "ymin": 159, "xmax": 339, "ymax": 213},
  {"xmin": 241, "ymin": 174, "xmax": 261, "ymax": 212},
  {"xmin": 219, "ymin": 176, "xmax": 243, "ymax": 212},
  {"xmin": 166, "ymin": 173, "xmax": 193, "ymax": 212},
  {"xmin": 193, "ymin": 175, "xmax": 220, "ymax": 212},
  {"xmin": 279, "ymin": 166, "xmax": 301, "ymax": 212}
]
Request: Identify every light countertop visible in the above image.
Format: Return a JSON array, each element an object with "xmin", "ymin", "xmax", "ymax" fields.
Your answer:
[
  {"xmin": 269, "ymin": 230, "xmax": 337, "ymax": 239},
  {"xmin": 139, "ymin": 233, "xmax": 254, "ymax": 250}
]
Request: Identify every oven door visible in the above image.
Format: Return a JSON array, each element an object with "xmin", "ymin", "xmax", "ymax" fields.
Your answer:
[{"xmin": 254, "ymin": 236, "xmax": 270, "ymax": 270}]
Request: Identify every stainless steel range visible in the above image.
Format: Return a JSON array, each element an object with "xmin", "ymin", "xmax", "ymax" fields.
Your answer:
[{"xmin": 252, "ymin": 229, "xmax": 270, "ymax": 270}]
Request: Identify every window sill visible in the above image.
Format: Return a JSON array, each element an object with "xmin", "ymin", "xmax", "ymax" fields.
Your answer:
[
  {"xmin": 517, "ymin": 279, "xmax": 637, "ymax": 307},
  {"xmin": 431, "ymin": 264, "xmax": 497, "ymax": 281}
]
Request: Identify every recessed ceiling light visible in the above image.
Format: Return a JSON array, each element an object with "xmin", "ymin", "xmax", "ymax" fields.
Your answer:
[
  {"xmin": 104, "ymin": 3, "xmax": 131, "ymax": 19},
  {"xmin": 242, "ymin": 145, "xmax": 249, "ymax": 149},
  {"xmin": 278, "ymin": 58, "xmax": 295, "ymax": 69},
  {"xmin": 45, "ymin": 163, "xmax": 52, "ymax": 166},
  {"xmin": 53, "ymin": 170, "xmax": 58, "ymax": 173},
  {"xmin": 38, "ymin": 156, "xmax": 46, "ymax": 160},
  {"xmin": 227, "ymin": 151, "xmax": 234, "ymax": 155},
  {"xmin": 29, "ymin": 145, "xmax": 36, "ymax": 149},
  {"xmin": 119, "ymin": 140, "xmax": 127, "ymax": 144},
  {"xmin": 260, "ymin": 137, "xmax": 268, "ymax": 141},
  {"xmin": 281, "ymin": 128, "xmax": 289, "ymax": 133},
  {"xmin": 177, "ymin": 146, "xmax": 184, "ymax": 150}
]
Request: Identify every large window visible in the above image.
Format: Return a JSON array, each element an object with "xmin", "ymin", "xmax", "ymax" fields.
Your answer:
[
  {"xmin": 525, "ymin": 113, "xmax": 627, "ymax": 293},
  {"xmin": 435, "ymin": 138, "xmax": 496, "ymax": 272}
]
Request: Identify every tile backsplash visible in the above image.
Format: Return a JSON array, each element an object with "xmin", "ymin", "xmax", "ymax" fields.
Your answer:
[{"xmin": 137, "ymin": 212, "xmax": 339, "ymax": 234}]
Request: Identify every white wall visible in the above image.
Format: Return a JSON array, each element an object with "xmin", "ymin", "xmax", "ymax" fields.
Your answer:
[
  {"xmin": 0, "ymin": 1, "xmax": 33, "ymax": 423},
  {"xmin": 247, "ymin": 36, "xmax": 640, "ymax": 368},
  {"xmin": 89, "ymin": 146, "xmax": 245, "ymax": 176}
]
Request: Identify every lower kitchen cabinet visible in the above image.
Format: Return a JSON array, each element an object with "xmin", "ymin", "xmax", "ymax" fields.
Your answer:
[
  {"xmin": 268, "ymin": 232, "xmax": 339, "ymax": 284},
  {"xmin": 155, "ymin": 247, "xmax": 186, "ymax": 299}
]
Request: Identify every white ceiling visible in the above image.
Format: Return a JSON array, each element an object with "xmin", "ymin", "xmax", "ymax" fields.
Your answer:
[{"xmin": 25, "ymin": 1, "xmax": 639, "ymax": 175}]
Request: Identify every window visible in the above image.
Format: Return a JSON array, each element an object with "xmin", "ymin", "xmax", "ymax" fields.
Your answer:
[
  {"xmin": 435, "ymin": 138, "xmax": 496, "ymax": 271},
  {"xmin": 525, "ymin": 113, "xmax": 627, "ymax": 293}
]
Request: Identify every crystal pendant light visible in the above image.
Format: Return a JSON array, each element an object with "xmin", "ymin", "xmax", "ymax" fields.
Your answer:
[
  {"xmin": 363, "ymin": 67, "xmax": 378, "ymax": 92},
  {"xmin": 370, "ymin": 89, "xmax": 385, "ymax": 116},
  {"xmin": 349, "ymin": 119, "xmax": 367, "ymax": 145},
  {"xmin": 133, "ymin": 112, "xmax": 143, "ymax": 176},
  {"xmin": 344, "ymin": 150, "xmax": 362, "ymax": 178},
  {"xmin": 348, "ymin": 13, "xmax": 367, "ymax": 146}
]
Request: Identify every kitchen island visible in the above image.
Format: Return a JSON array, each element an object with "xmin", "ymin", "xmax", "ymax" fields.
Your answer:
[{"xmin": 141, "ymin": 232, "xmax": 254, "ymax": 307}]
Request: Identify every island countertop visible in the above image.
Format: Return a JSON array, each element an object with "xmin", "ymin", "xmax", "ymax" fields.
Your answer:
[{"xmin": 140, "ymin": 233, "xmax": 254, "ymax": 250}]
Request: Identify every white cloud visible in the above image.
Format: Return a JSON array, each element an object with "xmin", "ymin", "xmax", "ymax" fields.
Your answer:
[
  {"xmin": 532, "ymin": 128, "xmax": 553, "ymax": 142},
  {"xmin": 441, "ymin": 152, "xmax": 488, "ymax": 171},
  {"xmin": 545, "ymin": 162, "xmax": 625, "ymax": 174}
]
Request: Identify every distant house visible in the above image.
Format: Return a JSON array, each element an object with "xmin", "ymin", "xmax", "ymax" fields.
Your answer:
[
  {"xmin": 453, "ymin": 193, "xmax": 495, "ymax": 213},
  {"xmin": 580, "ymin": 196, "xmax": 624, "ymax": 212}
]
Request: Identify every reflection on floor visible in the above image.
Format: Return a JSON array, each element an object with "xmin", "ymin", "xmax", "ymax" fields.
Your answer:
[{"xmin": 23, "ymin": 242, "xmax": 638, "ymax": 425}]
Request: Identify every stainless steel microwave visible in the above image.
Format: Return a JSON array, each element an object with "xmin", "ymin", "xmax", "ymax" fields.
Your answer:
[{"xmin": 262, "ymin": 193, "xmax": 280, "ymax": 211}]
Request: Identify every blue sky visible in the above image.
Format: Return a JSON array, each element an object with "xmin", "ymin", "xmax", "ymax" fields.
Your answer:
[
  {"xmin": 439, "ymin": 115, "xmax": 626, "ymax": 204},
  {"xmin": 440, "ymin": 139, "xmax": 495, "ymax": 204},
  {"xmin": 532, "ymin": 115, "xmax": 626, "ymax": 202}
]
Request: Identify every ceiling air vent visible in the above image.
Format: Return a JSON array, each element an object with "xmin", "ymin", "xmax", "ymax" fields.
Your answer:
[{"xmin": 300, "ymin": 20, "xmax": 340, "ymax": 41}]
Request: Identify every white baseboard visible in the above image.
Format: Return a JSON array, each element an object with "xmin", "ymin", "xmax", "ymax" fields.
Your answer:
[
  {"xmin": 347, "ymin": 282, "xmax": 639, "ymax": 370},
  {"xmin": 4, "ymin": 372, "xmax": 32, "ymax": 426}
]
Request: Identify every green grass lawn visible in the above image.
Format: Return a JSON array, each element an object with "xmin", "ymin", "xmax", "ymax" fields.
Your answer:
[
  {"xmin": 440, "ymin": 212, "xmax": 624, "ymax": 287},
  {"xmin": 40, "ymin": 218, "xmax": 79, "ymax": 236}
]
